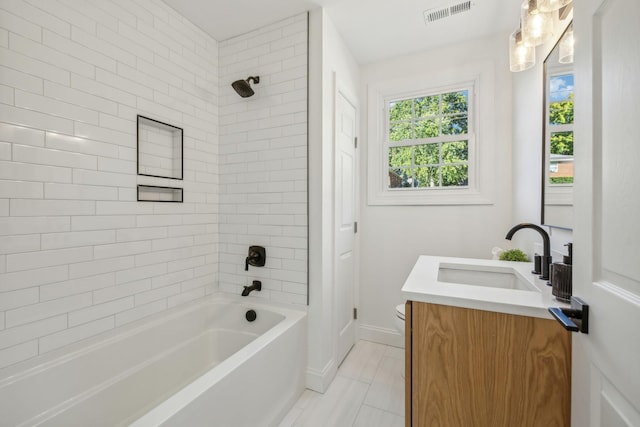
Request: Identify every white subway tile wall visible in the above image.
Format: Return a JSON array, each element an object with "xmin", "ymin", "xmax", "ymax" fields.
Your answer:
[
  {"xmin": 218, "ymin": 14, "xmax": 308, "ymax": 305},
  {"xmin": 0, "ymin": 0, "xmax": 219, "ymax": 369}
]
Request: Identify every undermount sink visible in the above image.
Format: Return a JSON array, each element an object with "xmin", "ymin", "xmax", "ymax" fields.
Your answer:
[{"xmin": 437, "ymin": 263, "xmax": 539, "ymax": 292}]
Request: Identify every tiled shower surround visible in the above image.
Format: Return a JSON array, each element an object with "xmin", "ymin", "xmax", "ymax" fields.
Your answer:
[
  {"xmin": 217, "ymin": 14, "xmax": 308, "ymax": 305},
  {"xmin": 0, "ymin": 0, "xmax": 308, "ymax": 369}
]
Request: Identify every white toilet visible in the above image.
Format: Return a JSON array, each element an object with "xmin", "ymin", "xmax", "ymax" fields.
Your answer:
[{"xmin": 395, "ymin": 304, "xmax": 405, "ymax": 335}]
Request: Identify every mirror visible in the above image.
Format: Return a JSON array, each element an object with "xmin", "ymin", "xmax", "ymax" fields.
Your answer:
[{"xmin": 542, "ymin": 21, "xmax": 574, "ymax": 229}]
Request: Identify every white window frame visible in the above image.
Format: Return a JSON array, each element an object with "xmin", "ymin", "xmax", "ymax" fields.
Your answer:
[
  {"xmin": 367, "ymin": 62, "xmax": 495, "ymax": 206},
  {"xmin": 385, "ymin": 83, "xmax": 473, "ymax": 190}
]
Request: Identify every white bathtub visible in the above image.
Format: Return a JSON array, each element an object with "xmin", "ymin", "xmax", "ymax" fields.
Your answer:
[{"xmin": 0, "ymin": 295, "xmax": 307, "ymax": 427}]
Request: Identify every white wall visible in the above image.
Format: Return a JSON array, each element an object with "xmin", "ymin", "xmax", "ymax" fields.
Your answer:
[
  {"xmin": 358, "ymin": 34, "xmax": 513, "ymax": 345},
  {"xmin": 307, "ymin": 8, "xmax": 360, "ymax": 392},
  {"xmin": 217, "ymin": 14, "xmax": 308, "ymax": 305},
  {"xmin": 0, "ymin": 0, "xmax": 219, "ymax": 370}
]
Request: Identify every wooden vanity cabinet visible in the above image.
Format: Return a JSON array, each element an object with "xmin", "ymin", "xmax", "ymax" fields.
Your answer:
[{"xmin": 405, "ymin": 301, "xmax": 571, "ymax": 427}]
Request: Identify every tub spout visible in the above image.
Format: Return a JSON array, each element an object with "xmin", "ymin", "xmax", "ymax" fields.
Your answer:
[
  {"xmin": 242, "ymin": 280, "xmax": 262, "ymax": 296},
  {"xmin": 505, "ymin": 223, "xmax": 552, "ymax": 280}
]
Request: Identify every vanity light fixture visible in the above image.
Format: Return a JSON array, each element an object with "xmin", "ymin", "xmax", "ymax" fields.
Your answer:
[
  {"xmin": 558, "ymin": 23, "xmax": 574, "ymax": 64},
  {"xmin": 538, "ymin": 0, "xmax": 572, "ymax": 12},
  {"xmin": 509, "ymin": 29, "xmax": 536, "ymax": 72},
  {"xmin": 509, "ymin": 0, "xmax": 573, "ymax": 73},
  {"xmin": 521, "ymin": 0, "xmax": 554, "ymax": 47}
]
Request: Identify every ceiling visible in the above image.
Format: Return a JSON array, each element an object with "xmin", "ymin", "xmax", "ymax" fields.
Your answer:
[{"xmin": 162, "ymin": 0, "xmax": 522, "ymax": 64}]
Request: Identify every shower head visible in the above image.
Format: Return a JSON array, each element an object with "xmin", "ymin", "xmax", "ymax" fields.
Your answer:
[{"xmin": 231, "ymin": 76, "xmax": 260, "ymax": 98}]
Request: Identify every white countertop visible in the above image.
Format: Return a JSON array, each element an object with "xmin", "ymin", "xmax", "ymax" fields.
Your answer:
[{"xmin": 401, "ymin": 256, "xmax": 570, "ymax": 319}]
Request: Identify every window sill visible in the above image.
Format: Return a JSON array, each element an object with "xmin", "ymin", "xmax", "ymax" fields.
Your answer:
[{"xmin": 367, "ymin": 187, "xmax": 493, "ymax": 206}]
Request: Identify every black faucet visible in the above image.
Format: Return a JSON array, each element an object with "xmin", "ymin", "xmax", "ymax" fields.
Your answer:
[
  {"xmin": 242, "ymin": 280, "xmax": 262, "ymax": 296},
  {"xmin": 505, "ymin": 223, "xmax": 552, "ymax": 280}
]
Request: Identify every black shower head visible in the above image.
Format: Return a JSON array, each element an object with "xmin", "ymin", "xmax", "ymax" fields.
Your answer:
[{"xmin": 231, "ymin": 76, "xmax": 260, "ymax": 98}]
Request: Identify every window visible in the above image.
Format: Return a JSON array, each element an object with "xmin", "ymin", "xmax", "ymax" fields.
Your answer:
[
  {"xmin": 387, "ymin": 89, "xmax": 470, "ymax": 189},
  {"xmin": 367, "ymin": 62, "xmax": 495, "ymax": 206}
]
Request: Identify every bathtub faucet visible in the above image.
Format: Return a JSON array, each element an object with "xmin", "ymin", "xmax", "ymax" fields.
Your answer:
[{"xmin": 242, "ymin": 280, "xmax": 262, "ymax": 296}]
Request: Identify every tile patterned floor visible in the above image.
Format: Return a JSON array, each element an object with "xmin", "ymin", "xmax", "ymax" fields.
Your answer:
[{"xmin": 279, "ymin": 341, "xmax": 405, "ymax": 427}]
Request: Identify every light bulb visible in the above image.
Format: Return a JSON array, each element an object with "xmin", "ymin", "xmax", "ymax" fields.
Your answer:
[
  {"xmin": 510, "ymin": 29, "xmax": 535, "ymax": 72},
  {"xmin": 538, "ymin": 0, "xmax": 572, "ymax": 12},
  {"xmin": 521, "ymin": 0, "xmax": 554, "ymax": 47}
]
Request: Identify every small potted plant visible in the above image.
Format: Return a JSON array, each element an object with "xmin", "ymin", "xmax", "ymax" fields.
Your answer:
[{"xmin": 499, "ymin": 248, "xmax": 529, "ymax": 262}]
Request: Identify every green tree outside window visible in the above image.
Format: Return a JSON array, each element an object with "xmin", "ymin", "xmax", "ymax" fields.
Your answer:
[
  {"xmin": 548, "ymin": 74, "xmax": 574, "ymax": 184},
  {"xmin": 388, "ymin": 90, "xmax": 470, "ymax": 188}
]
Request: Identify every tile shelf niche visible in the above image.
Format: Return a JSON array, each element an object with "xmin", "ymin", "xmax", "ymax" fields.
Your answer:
[
  {"xmin": 137, "ymin": 185, "xmax": 183, "ymax": 203},
  {"xmin": 136, "ymin": 115, "xmax": 184, "ymax": 203},
  {"xmin": 137, "ymin": 115, "xmax": 183, "ymax": 179}
]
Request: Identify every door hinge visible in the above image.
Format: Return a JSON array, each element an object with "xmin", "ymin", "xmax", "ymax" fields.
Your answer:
[
  {"xmin": 353, "ymin": 307, "xmax": 358, "ymax": 320},
  {"xmin": 354, "ymin": 221, "xmax": 358, "ymax": 233},
  {"xmin": 354, "ymin": 137, "xmax": 358, "ymax": 148}
]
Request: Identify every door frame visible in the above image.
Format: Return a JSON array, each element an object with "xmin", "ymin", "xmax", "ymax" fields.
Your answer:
[{"xmin": 332, "ymin": 72, "xmax": 360, "ymax": 365}]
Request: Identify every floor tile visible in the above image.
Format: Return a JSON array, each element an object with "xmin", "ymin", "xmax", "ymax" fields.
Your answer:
[
  {"xmin": 353, "ymin": 404, "xmax": 404, "ymax": 427},
  {"xmin": 337, "ymin": 340, "xmax": 387, "ymax": 384},
  {"xmin": 363, "ymin": 356, "xmax": 405, "ymax": 416},
  {"xmin": 291, "ymin": 375, "xmax": 369, "ymax": 427},
  {"xmin": 281, "ymin": 341, "xmax": 406, "ymax": 427},
  {"xmin": 383, "ymin": 345, "xmax": 404, "ymax": 360},
  {"xmin": 292, "ymin": 389, "xmax": 322, "ymax": 410},
  {"xmin": 278, "ymin": 407, "xmax": 303, "ymax": 427}
]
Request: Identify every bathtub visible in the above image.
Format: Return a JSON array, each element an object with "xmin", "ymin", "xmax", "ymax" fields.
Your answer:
[{"xmin": 0, "ymin": 295, "xmax": 307, "ymax": 427}]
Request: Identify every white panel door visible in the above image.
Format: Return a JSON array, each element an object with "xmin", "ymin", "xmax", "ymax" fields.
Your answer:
[
  {"xmin": 572, "ymin": 0, "xmax": 640, "ymax": 425},
  {"xmin": 335, "ymin": 90, "xmax": 357, "ymax": 365}
]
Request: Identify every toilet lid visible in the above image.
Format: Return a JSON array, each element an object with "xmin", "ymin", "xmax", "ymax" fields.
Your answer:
[{"xmin": 395, "ymin": 304, "xmax": 405, "ymax": 320}]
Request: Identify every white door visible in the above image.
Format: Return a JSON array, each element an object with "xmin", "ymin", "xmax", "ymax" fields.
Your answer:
[
  {"xmin": 572, "ymin": 0, "xmax": 640, "ymax": 425},
  {"xmin": 335, "ymin": 89, "xmax": 357, "ymax": 365}
]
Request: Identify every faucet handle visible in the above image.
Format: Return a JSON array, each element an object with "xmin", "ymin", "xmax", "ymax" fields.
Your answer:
[
  {"xmin": 532, "ymin": 254, "xmax": 542, "ymax": 275},
  {"xmin": 540, "ymin": 255, "xmax": 552, "ymax": 282},
  {"xmin": 245, "ymin": 246, "xmax": 266, "ymax": 270}
]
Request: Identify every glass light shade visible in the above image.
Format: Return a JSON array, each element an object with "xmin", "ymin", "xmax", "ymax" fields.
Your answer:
[
  {"xmin": 521, "ymin": 0, "xmax": 554, "ymax": 47},
  {"xmin": 538, "ymin": 0, "xmax": 572, "ymax": 12},
  {"xmin": 558, "ymin": 26, "xmax": 574, "ymax": 64},
  {"xmin": 510, "ymin": 29, "xmax": 535, "ymax": 72}
]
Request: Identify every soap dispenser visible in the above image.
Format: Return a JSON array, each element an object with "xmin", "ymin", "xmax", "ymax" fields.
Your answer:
[{"xmin": 552, "ymin": 243, "xmax": 573, "ymax": 302}]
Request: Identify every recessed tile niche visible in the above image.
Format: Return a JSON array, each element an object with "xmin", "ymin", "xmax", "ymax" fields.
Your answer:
[
  {"xmin": 137, "ymin": 185, "xmax": 183, "ymax": 202},
  {"xmin": 137, "ymin": 115, "xmax": 183, "ymax": 179},
  {"xmin": 137, "ymin": 115, "xmax": 183, "ymax": 203}
]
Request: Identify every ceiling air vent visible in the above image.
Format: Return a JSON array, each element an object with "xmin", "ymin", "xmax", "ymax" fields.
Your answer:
[{"xmin": 424, "ymin": 1, "xmax": 474, "ymax": 24}]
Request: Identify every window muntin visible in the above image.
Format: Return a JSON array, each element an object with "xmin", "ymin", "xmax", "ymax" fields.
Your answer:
[{"xmin": 387, "ymin": 89, "xmax": 471, "ymax": 189}]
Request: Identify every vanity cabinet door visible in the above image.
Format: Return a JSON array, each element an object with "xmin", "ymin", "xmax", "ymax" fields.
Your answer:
[{"xmin": 408, "ymin": 302, "xmax": 571, "ymax": 427}]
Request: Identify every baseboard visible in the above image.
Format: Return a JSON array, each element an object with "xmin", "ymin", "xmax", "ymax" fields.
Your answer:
[
  {"xmin": 305, "ymin": 357, "xmax": 337, "ymax": 393},
  {"xmin": 358, "ymin": 323, "xmax": 404, "ymax": 348}
]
